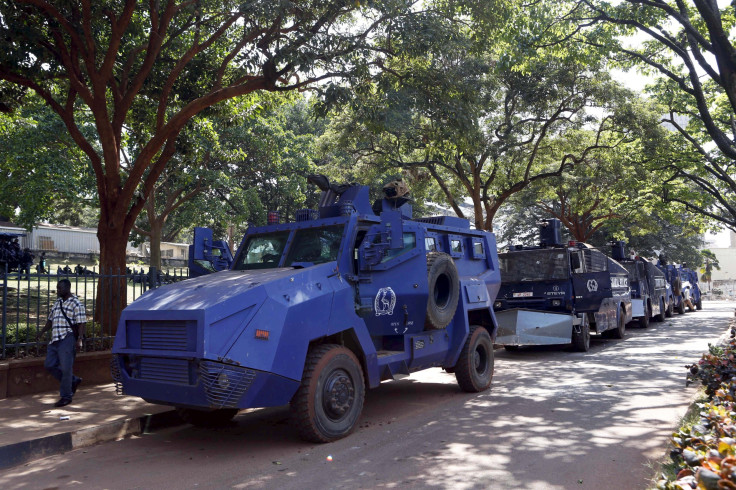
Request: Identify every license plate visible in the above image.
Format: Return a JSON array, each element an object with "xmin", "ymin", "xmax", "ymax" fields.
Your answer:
[{"xmin": 513, "ymin": 292, "xmax": 533, "ymax": 297}]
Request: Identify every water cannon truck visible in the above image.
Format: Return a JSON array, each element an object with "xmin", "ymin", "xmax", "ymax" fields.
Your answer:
[
  {"xmin": 610, "ymin": 242, "xmax": 670, "ymax": 327},
  {"xmin": 112, "ymin": 176, "xmax": 501, "ymax": 442},
  {"xmin": 493, "ymin": 219, "xmax": 632, "ymax": 352}
]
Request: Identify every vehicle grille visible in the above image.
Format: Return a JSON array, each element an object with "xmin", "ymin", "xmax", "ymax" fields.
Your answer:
[
  {"xmin": 140, "ymin": 320, "xmax": 189, "ymax": 351},
  {"xmin": 110, "ymin": 356, "xmax": 123, "ymax": 395},
  {"xmin": 138, "ymin": 357, "xmax": 190, "ymax": 385},
  {"xmin": 199, "ymin": 361, "xmax": 257, "ymax": 408}
]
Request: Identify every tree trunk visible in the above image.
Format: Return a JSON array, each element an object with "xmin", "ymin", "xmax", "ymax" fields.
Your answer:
[
  {"xmin": 149, "ymin": 220, "xmax": 163, "ymax": 270},
  {"xmin": 95, "ymin": 224, "xmax": 130, "ymax": 337}
]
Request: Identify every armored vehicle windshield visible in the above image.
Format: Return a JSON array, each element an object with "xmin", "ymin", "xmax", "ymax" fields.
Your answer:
[
  {"xmin": 499, "ymin": 249, "xmax": 570, "ymax": 283},
  {"xmin": 233, "ymin": 224, "xmax": 345, "ymax": 270}
]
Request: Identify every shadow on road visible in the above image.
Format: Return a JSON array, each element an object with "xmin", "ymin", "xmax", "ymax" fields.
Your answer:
[{"xmin": 1, "ymin": 301, "xmax": 732, "ymax": 490}]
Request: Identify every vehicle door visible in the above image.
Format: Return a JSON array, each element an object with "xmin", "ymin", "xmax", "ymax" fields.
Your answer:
[
  {"xmin": 355, "ymin": 220, "xmax": 427, "ymax": 337},
  {"xmin": 572, "ymin": 249, "xmax": 613, "ymax": 312}
]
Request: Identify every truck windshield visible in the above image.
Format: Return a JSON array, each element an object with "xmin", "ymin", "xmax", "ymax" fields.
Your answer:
[
  {"xmin": 234, "ymin": 231, "xmax": 291, "ymax": 270},
  {"xmin": 284, "ymin": 225, "xmax": 345, "ymax": 266},
  {"xmin": 499, "ymin": 250, "xmax": 569, "ymax": 282},
  {"xmin": 623, "ymin": 263, "xmax": 638, "ymax": 279}
]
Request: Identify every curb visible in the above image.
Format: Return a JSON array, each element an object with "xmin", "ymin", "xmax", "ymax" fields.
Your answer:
[{"xmin": 0, "ymin": 409, "xmax": 183, "ymax": 471}]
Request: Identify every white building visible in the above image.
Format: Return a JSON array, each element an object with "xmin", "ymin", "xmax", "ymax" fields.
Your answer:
[{"xmin": 709, "ymin": 231, "xmax": 736, "ymax": 297}]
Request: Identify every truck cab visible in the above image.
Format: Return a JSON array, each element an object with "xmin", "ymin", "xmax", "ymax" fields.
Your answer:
[
  {"xmin": 112, "ymin": 177, "xmax": 501, "ymax": 442},
  {"xmin": 493, "ymin": 219, "xmax": 632, "ymax": 352}
]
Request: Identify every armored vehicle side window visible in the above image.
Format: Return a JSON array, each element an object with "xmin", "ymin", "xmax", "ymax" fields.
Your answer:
[
  {"xmin": 234, "ymin": 231, "xmax": 291, "ymax": 270},
  {"xmin": 382, "ymin": 232, "xmax": 416, "ymax": 263},
  {"xmin": 285, "ymin": 225, "xmax": 345, "ymax": 266},
  {"xmin": 499, "ymin": 250, "xmax": 569, "ymax": 282},
  {"xmin": 451, "ymin": 239, "xmax": 462, "ymax": 253},
  {"xmin": 582, "ymin": 249, "xmax": 608, "ymax": 272},
  {"xmin": 425, "ymin": 237, "xmax": 437, "ymax": 252}
]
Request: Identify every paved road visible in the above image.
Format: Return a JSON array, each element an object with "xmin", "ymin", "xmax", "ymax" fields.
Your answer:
[{"xmin": 2, "ymin": 301, "xmax": 734, "ymax": 489}]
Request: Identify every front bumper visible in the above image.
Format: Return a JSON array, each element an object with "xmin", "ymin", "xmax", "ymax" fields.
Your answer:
[
  {"xmin": 494, "ymin": 308, "xmax": 576, "ymax": 346},
  {"xmin": 111, "ymin": 355, "xmax": 299, "ymax": 409}
]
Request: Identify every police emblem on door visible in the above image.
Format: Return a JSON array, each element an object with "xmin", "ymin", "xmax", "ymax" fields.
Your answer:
[
  {"xmin": 587, "ymin": 279, "xmax": 598, "ymax": 292},
  {"xmin": 375, "ymin": 287, "xmax": 397, "ymax": 316}
]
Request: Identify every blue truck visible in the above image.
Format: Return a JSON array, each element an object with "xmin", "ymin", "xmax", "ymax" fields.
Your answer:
[
  {"xmin": 657, "ymin": 262, "xmax": 686, "ymax": 314},
  {"xmin": 112, "ymin": 177, "xmax": 501, "ymax": 442},
  {"xmin": 610, "ymin": 243, "xmax": 669, "ymax": 327},
  {"xmin": 493, "ymin": 219, "xmax": 632, "ymax": 352}
]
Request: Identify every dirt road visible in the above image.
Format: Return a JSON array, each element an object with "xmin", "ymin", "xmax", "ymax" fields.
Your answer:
[{"xmin": 2, "ymin": 301, "xmax": 733, "ymax": 489}]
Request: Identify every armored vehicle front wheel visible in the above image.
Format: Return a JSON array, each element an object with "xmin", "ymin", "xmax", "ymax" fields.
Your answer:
[
  {"xmin": 454, "ymin": 326, "xmax": 494, "ymax": 392},
  {"xmin": 291, "ymin": 344, "xmax": 365, "ymax": 443},
  {"xmin": 655, "ymin": 298, "xmax": 666, "ymax": 322},
  {"xmin": 696, "ymin": 298, "xmax": 703, "ymax": 310},
  {"xmin": 610, "ymin": 309, "xmax": 626, "ymax": 339},
  {"xmin": 175, "ymin": 407, "xmax": 239, "ymax": 427},
  {"xmin": 676, "ymin": 300, "xmax": 685, "ymax": 315},
  {"xmin": 571, "ymin": 316, "xmax": 590, "ymax": 352}
]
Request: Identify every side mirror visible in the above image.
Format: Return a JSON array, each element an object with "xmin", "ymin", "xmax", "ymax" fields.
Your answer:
[{"xmin": 570, "ymin": 252, "xmax": 581, "ymax": 271}]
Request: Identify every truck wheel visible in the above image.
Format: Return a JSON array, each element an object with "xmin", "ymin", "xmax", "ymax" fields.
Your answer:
[
  {"xmin": 425, "ymin": 252, "xmax": 460, "ymax": 330},
  {"xmin": 571, "ymin": 316, "xmax": 590, "ymax": 352},
  {"xmin": 176, "ymin": 407, "xmax": 239, "ymax": 427},
  {"xmin": 696, "ymin": 298, "xmax": 703, "ymax": 310},
  {"xmin": 610, "ymin": 309, "xmax": 626, "ymax": 339},
  {"xmin": 655, "ymin": 298, "xmax": 666, "ymax": 322},
  {"xmin": 454, "ymin": 326, "xmax": 494, "ymax": 392},
  {"xmin": 665, "ymin": 299, "xmax": 674, "ymax": 318},
  {"xmin": 290, "ymin": 344, "xmax": 365, "ymax": 443},
  {"xmin": 639, "ymin": 303, "xmax": 650, "ymax": 328},
  {"xmin": 676, "ymin": 300, "xmax": 685, "ymax": 315}
]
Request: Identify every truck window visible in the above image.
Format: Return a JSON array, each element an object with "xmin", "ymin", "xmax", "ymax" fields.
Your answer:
[
  {"xmin": 284, "ymin": 225, "xmax": 345, "ymax": 266},
  {"xmin": 234, "ymin": 231, "xmax": 291, "ymax": 270},
  {"xmin": 382, "ymin": 232, "xmax": 416, "ymax": 263},
  {"xmin": 499, "ymin": 250, "xmax": 569, "ymax": 282}
]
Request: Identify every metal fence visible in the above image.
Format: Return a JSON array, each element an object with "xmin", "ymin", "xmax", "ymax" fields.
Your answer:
[{"xmin": 0, "ymin": 266, "xmax": 190, "ymax": 360}]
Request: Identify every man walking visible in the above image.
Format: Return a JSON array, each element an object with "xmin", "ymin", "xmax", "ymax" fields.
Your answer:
[{"xmin": 37, "ymin": 279, "xmax": 85, "ymax": 407}]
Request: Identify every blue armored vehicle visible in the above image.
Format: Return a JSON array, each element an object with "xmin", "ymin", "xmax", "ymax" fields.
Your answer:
[
  {"xmin": 657, "ymin": 261, "xmax": 687, "ymax": 314},
  {"xmin": 112, "ymin": 177, "xmax": 501, "ymax": 442},
  {"xmin": 680, "ymin": 265, "xmax": 703, "ymax": 311},
  {"xmin": 493, "ymin": 219, "xmax": 632, "ymax": 352},
  {"xmin": 610, "ymin": 242, "xmax": 669, "ymax": 327}
]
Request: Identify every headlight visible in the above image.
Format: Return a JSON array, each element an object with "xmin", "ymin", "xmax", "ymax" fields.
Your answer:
[
  {"xmin": 493, "ymin": 301, "xmax": 502, "ymax": 309},
  {"xmin": 216, "ymin": 372, "xmax": 230, "ymax": 390},
  {"xmin": 551, "ymin": 299, "xmax": 562, "ymax": 307}
]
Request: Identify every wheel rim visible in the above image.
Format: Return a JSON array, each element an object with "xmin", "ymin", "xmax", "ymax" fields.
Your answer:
[
  {"xmin": 473, "ymin": 343, "xmax": 489, "ymax": 376},
  {"xmin": 322, "ymin": 369, "xmax": 355, "ymax": 421}
]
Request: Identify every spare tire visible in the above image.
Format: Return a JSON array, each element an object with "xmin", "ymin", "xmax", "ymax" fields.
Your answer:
[
  {"xmin": 673, "ymin": 277, "xmax": 682, "ymax": 296},
  {"xmin": 425, "ymin": 252, "xmax": 460, "ymax": 329}
]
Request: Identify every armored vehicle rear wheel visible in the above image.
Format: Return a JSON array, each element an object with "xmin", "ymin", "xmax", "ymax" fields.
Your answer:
[
  {"xmin": 291, "ymin": 344, "xmax": 365, "ymax": 443},
  {"xmin": 176, "ymin": 407, "xmax": 239, "ymax": 427},
  {"xmin": 571, "ymin": 317, "xmax": 590, "ymax": 352},
  {"xmin": 425, "ymin": 252, "xmax": 460, "ymax": 329},
  {"xmin": 455, "ymin": 326, "xmax": 494, "ymax": 392},
  {"xmin": 655, "ymin": 299, "xmax": 666, "ymax": 322},
  {"xmin": 665, "ymin": 299, "xmax": 674, "ymax": 317},
  {"xmin": 639, "ymin": 303, "xmax": 650, "ymax": 328}
]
